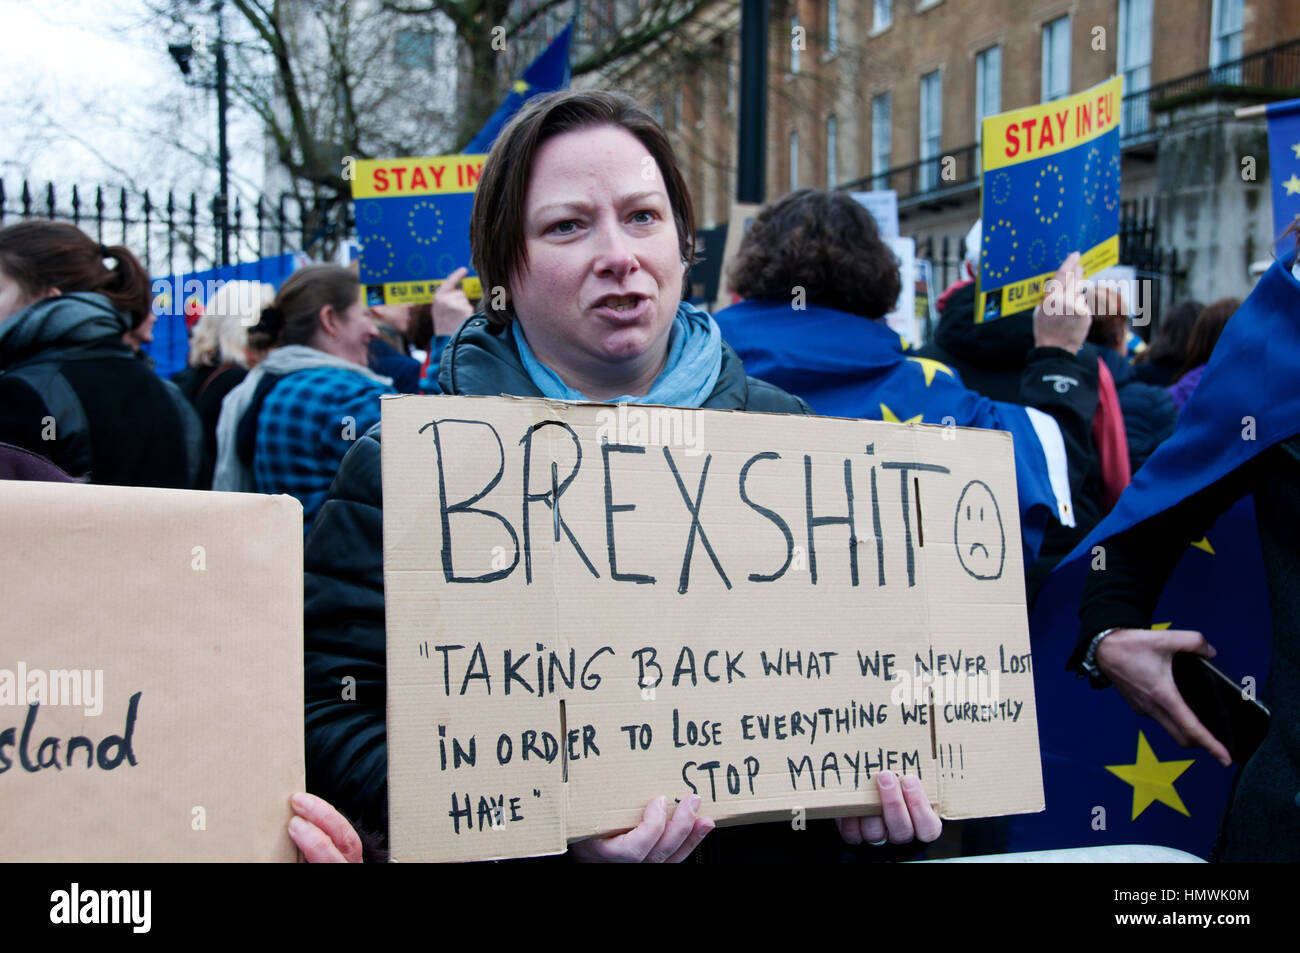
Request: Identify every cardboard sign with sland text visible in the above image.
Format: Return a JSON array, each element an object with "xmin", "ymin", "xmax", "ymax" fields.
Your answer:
[
  {"xmin": 0, "ymin": 482, "xmax": 305, "ymax": 861},
  {"xmin": 382, "ymin": 395, "xmax": 1045, "ymax": 863}
]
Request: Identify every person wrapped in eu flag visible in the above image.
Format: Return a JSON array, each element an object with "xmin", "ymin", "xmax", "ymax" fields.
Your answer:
[
  {"xmin": 713, "ymin": 190, "xmax": 1100, "ymax": 590},
  {"xmin": 1070, "ymin": 226, "xmax": 1300, "ymax": 861}
]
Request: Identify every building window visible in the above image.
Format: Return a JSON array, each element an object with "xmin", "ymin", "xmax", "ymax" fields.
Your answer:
[
  {"xmin": 1210, "ymin": 0, "xmax": 1243, "ymax": 76},
  {"xmin": 727, "ymin": 58, "xmax": 736, "ymax": 112},
  {"xmin": 1118, "ymin": 0, "xmax": 1152, "ymax": 135},
  {"xmin": 791, "ymin": 14, "xmax": 801, "ymax": 74},
  {"xmin": 1041, "ymin": 15, "xmax": 1071, "ymax": 103},
  {"xmin": 975, "ymin": 46, "xmax": 1001, "ymax": 172},
  {"xmin": 827, "ymin": 114, "xmax": 838, "ymax": 186},
  {"xmin": 790, "ymin": 131, "xmax": 800, "ymax": 190},
  {"xmin": 394, "ymin": 29, "xmax": 436, "ymax": 71},
  {"xmin": 919, "ymin": 69, "xmax": 942, "ymax": 191},
  {"xmin": 872, "ymin": 92, "xmax": 892, "ymax": 188},
  {"xmin": 675, "ymin": 88, "xmax": 684, "ymax": 132},
  {"xmin": 828, "ymin": 0, "xmax": 840, "ymax": 54},
  {"xmin": 652, "ymin": 100, "xmax": 664, "ymax": 125},
  {"xmin": 873, "ymin": 0, "xmax": 892, "ymax": 32}
]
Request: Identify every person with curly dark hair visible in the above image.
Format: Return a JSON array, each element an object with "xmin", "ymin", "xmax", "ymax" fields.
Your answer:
[
  {"xmin": 714, "ymin": 189, "xmax": 1100, "ymax": 590},
  {"xmin": 725, "ymin": 188, "xmax": 903, "ymax": 321}
]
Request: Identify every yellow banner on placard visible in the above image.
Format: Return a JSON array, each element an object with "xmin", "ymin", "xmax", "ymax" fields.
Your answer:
[
  {"xmin": 982, "ymin": 77, "xmax": 1123, "ymax": 173},
  {"xmin": 352, "ymin": 155, "xmax": 489, "ymax": 199},
  {"xmin": 381, "ymin": 276, "xmax": 483, "ymax": 305},
  {"xmin": 976, "ymin": 234, "xmax": 1119, "ymax": 322}
]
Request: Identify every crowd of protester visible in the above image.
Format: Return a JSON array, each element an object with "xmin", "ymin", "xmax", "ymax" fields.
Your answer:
[{"xmin": 0, "ymin": 88, "xmax": 1290, "ymax": 863}]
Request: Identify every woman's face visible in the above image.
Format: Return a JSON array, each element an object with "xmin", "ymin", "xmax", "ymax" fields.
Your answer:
[
  {"xmin": 333, "ymin": 299, "xmax": 378, "ymax": 366},
  {"xmin": 123, "ymin": 310, "xmax": 157, "ymax": 350},
  {"xmin": 0, "ymin": 268, "xmax": 45, "ymax": 322},
  {"xmin": 509, "ymin": 124, "xmax": 684, "ymax": 399}
]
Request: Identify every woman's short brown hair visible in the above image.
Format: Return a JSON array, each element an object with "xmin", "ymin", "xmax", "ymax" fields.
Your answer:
[
  {"xmin": 469, "ymin": 89, "xmax": 696, "ymax": 328},
  {"xmin": 727, "ymin": 189, "xmax": 902, "ymax": 319}
]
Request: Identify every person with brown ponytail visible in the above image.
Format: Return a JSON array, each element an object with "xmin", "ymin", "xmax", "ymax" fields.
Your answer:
[
  {"xmin": 212, "ymin": 264, "xmax": 394, "ymax": 532},
  {"xmin": 0, "ymin": 220, "xmax": 202, "ymax": 487}
]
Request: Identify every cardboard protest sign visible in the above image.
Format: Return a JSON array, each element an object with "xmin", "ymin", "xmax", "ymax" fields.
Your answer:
[
  {"xmin": 711, "ymin": 201, "xmax": 761, "ymax": 314},
  {"xmin": 382, "ymin": 395, "xmax": 1045, "ymax": 863},
  {"xmin": 883, "ymin": 236, "xmax": 917, "ymax": 346},
  {"xmin": 352, "ymin": 154, "xmax": 487, "ymax": 304},
  {"xmin": 915, "ymin": 258, "xmax": 938, "ymax": 344},
  {"xmin": 0, "ymin": 483, "xmax": 304, "ymax": 861},
  {"xmin": 977, "ymin": 76, "xmax": 1123, "ymax": 321}
]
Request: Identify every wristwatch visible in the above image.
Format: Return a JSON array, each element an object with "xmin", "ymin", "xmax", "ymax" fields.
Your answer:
[{"xmin": 1081, "ymin": 627, "xmax": 1119, "ymax": 687}]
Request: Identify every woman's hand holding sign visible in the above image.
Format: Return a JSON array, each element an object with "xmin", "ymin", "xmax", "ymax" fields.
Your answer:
[
  {"xmin": 289, "ymin": 792, "xmax": 364, "ymax": 863},
  {"xmin": 834, "ymin": 771, "xmax": 944, "ymax": 847},
  {"xmin": 570, "ymin": 793, "xmax": 715, "ymax": 863}
]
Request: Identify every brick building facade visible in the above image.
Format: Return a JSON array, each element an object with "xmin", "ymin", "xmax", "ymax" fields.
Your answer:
[{"xmin": 586, "ymin": 0, "xmax": 1300, "ymax": 314}]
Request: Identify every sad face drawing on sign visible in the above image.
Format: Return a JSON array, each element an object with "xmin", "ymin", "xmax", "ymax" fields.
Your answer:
[{"xmin": 954, "ymin": 480, "xmax": 1006, "ymax": 580}]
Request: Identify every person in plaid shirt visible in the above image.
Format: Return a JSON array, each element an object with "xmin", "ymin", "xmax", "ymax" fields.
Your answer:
[{"xmin": 213, "ymin": 265, "xmax": 394, "ymax": 532}]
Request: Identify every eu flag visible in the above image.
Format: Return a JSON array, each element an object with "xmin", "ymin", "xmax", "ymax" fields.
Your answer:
[
  {"xmin": 1266, "ymin": 97, "xmax": 1300, "ymax": 256},
  {"xmin": 464, "ymin": 23, "xmax": 572, "ymax": 154},
  {"xmin": 992, "ymin": 255, "xmax": 1300, "ymax": 857},
  {"xmin": 713, "ymin": 299, "xmax": 1070, "ymax": 567}
]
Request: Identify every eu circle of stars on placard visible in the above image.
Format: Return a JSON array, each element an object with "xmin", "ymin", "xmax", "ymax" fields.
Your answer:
[
  {"xmin": 1034, "ymin": 161, "xmax": 1066, "ymax": 225},
  {"xmin": 408, "ymin": 200, "xmax": 445, "ymax": 247},
  {"xmin": 361, "ymin": 235, "xmax": 395, "ymax": 279},
  {"xmin": 983, "ymin": 217, "xmax": 1018, "ymax": 280}
]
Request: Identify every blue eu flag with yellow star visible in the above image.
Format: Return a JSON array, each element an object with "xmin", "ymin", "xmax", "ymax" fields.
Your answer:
[
  {"xmin": 1266, "ymin": 96, "xmax": 1300, "ymax": 256},
  {"xmin": 713, "ymin": 298, "xmax": 1067, "ymax": 567},
  {"xmin": 464, "ymin": 23, "xmax": 572, "ymax": 154},
  {"xmin": 998, "ymin": 256, "xmax": 1300, "ymax": 857}
]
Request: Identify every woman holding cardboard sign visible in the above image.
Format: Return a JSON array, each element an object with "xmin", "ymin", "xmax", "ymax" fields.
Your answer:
[{"xmin": 302, "ymin": 90, "xmax": 942, "ymax": 862}]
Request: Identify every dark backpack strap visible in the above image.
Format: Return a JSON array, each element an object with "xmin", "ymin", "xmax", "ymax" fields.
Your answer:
[
  {"xmin": 0, "ymin": 361, "xmax": 93, "ymax": 478},
  {"xmin": 235, "ymin": 372, "xmax": 285, "ymax": 468},
  {"xmin": 159, "ymin": 377, "xmax": 205, "ymax": 489}
]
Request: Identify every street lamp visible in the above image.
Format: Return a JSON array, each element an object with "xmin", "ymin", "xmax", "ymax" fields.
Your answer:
[{"xmin": 168, "ymin": 0, "xmax": 232, "ymax": 267}]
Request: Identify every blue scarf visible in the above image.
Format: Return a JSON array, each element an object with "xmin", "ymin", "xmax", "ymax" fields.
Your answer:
[{"xmin": 511, "ymin": 301, "xmax": 722, "ymax": 408}]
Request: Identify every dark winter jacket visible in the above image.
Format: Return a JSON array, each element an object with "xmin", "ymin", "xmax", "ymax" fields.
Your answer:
[
  {"xmin": 1095, "ymin": 346, "xmax": 1177, "ymax": 472},
  {"xmin": 302, "ymin": 315, "xmax": 816, "ymax": 857},
  {"xmin": 0, "ymin": 293, "xmax": 202, "ymax": 488},
  {"xmin": 918, "ymin": 283, "xmax": 1104, "ymax": 595},
  {"xmin": 921, "ymin": 283, "xmax": 1175, "ymax": 476},
  {"xmin": 173, "ymin": 362, "xmax": 249, "ymax": 489},
  {"xmin": 368, "ymin": 334, "xmax": 422, "ymax": 394}
]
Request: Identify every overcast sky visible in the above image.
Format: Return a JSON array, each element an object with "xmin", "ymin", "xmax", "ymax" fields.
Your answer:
[{"xmin": 1, "ymin": 0, "xmax": 262, "ymax": 198}]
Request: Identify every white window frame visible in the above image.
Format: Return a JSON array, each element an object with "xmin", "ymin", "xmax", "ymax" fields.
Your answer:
[
  {"xmin": 1041, "ymin": 15, "xmax": 1071, "ymax": 103},
  {"xmin": 791, "ymin": 14, "xmax": 801, "ymax": 75},
  {"xmin": 975, "ymin": 45, "xmax": 1001, "ymax": 172},
  {"xmin": 919, "ymin": 69, "xmax": 942, "ymax": 191},
  {"xmin": 1209, "ymin": 0, "xmax": 1243, "ymax": 70},
  {"xmin": 873, "ymin": 0, "xmax": 892, "ymax": 34},
  {"xmin": 872, "ymin": 92, "xmax": 892, "ymax": 189},
  {"xmin": 827, "ymin": 114, "xmax": 838, "ymax": 186},
  {"xmin": 1118, "ymin": 0, "xmax": 1152, "ymax": 135}
]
